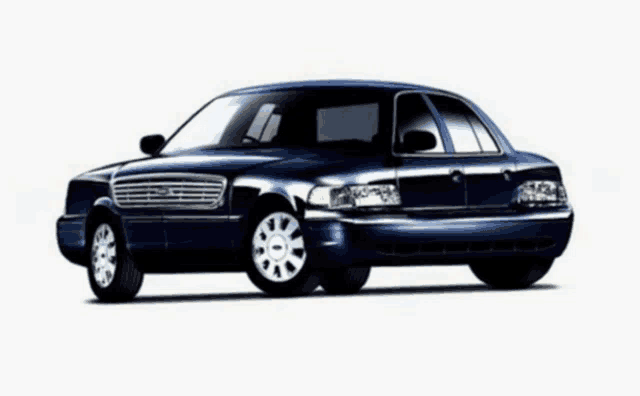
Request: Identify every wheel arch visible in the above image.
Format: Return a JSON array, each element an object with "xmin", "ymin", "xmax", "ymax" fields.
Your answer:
[
  {"xmin": 245, "ymin": 193, "xmax": 300, "ymax": 231},
  {"xmin": 84, "ymin": 199, "xmax": 123, "ymax": 258}
]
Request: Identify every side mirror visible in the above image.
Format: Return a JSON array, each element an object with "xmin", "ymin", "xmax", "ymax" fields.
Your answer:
[
  {"xmin": 399, "ymin": 130, "xmax": 437, "ymax": 153},
  {"xmin": 140, "ymin": 134, "xmax": 165, "ymax": 155}
]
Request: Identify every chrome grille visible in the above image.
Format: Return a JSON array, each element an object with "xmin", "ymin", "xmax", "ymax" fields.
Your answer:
[{"xmin": 111, "ymin": 173, "xmax": 227, "ymax": 209}]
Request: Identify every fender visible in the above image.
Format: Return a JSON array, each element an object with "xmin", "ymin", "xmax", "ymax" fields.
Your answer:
[{"xmin": 232, "ymin": 175, "xmax": 315, "ymax": 213}]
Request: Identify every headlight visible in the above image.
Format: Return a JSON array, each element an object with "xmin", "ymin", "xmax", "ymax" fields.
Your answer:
[
  {"xmin": 513, "ymin": 180, "xmax": 568, "ymax": 207},
  {"xmin": 308, "ymin": 184, "xmax": 402, "ymax": 209}
]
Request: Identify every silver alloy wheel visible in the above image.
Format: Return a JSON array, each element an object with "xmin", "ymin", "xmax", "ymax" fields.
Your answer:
[
  {"xmin": 252, "ymin": 212, "xmax": 307, "ymax": 283},
  {"xmin": 91, "ymin": 223, "xmax": 117, "ymax": 288}
]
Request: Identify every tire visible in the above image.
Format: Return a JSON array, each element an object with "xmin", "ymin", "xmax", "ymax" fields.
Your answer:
[
  {"xmin": 245, "ymin": 210, "xmax": 320, "ymax": 297},
  {"xmin": 469, "ymin": 257, "xmax": 554, "ymax": 290},
  {"xmin": 87, "ymin": 220, "xmax": 143, "ymax": 302},
  {"xmin": 321, "ymin": 267, "xmax": 370, "ymax": 295}
]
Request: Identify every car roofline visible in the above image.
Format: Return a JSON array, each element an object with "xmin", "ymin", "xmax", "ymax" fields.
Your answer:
[{"xmin": 224, "ymin": 79, "xmax": 444, "ymax": 95}]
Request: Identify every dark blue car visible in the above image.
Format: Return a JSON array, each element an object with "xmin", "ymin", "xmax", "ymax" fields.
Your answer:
[{"xmin": 56, "ymin": 80, "xmax": 574, "ymax": 301}]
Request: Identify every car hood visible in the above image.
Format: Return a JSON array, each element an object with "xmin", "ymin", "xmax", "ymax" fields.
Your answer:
[{"xmin": 77, "ymin": 147, "xmax": 383, "ymax": 182}]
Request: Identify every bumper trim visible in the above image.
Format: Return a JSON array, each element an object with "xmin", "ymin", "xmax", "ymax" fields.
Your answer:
[{"xmin": 306, "ymin": 207, "xmax": 572, "ymax": 225}]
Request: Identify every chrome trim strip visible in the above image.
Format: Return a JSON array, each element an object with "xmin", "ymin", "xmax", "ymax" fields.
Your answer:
[
  {"xmin": 306, "ymin": 208, "xmax": 572, "ymax": 224},
  {"xmin": 122, "ymin": 215, "xmax": 243, "ymax": 222},
  {"xmin": 60, "ymin": 214, "xmax": 86, "ymax": 220},
  {"xmin": 320, "ymin": 241, "xmax": 341, "ymax": 247},
  {"xmin": 305, "ymin": 210, "xmax": 342, "ymax": 220},
  {"xmin": 122, "ymin": 216, "xmax": 164, "ymax": 223},
  {"xmin": 338, "ymin": 210, "xmax": 572, "ymax": 225},
  {"xmin": 164, "ymin": 215, "xmax": 229, "ymax": 222}
]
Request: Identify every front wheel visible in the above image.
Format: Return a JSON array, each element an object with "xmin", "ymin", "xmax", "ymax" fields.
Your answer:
[
  {"xmin": 469, "ymin": 257, "xmax": 554, "ymax": 290},
  {"xmin": 88, "ymin": 221, "xmax": 143, "ymax": 302},
  {"xmin": 245, "ymin": 211, "xmax": 320, "ymax": 297}
]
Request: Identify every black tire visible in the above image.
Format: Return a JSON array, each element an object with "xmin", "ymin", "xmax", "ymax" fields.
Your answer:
[
  {"xmin": 245, "ymin": 209, "xmax": 320, "ymax": 297},
  {"xmin": 321, "ymin": 267, "xmax": 370, "ymax": 295},
  {"xmin": 469, "ymin": 257, "xmax": 554, "ymax": 290},
  {"xmin": 87, "ymin": 219, "xmax": 143, "ymax": 302}
]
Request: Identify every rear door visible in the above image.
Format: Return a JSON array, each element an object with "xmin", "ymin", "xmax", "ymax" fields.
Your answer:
[
  {"xmin": 427, "ymin": 94, "xmax": 516, "ymax": 208},
  {"xmin": 393, "ymin": 92, "xmax": 466, "ymax": 211}
]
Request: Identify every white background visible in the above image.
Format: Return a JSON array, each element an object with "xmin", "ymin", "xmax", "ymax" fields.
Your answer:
[{"xmin": 2, "ymin": 0, "xmax": 638, "ymax": 395}]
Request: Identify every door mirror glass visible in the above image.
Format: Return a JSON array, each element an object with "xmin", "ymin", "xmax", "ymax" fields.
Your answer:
[
  {"xmin": 399, "ymin": 130, "xmax": 437, "ymax": 153},
  {"xmin": 140, "ymin": 134, "xmax": 165, "ymax": 155}
]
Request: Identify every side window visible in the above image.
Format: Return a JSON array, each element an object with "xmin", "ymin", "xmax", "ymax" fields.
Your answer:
[
  {"xmin": 469, "ymin": 116, "xmax": 499, "ymax": 152},
  {"xmin": 261, "ymin": 114, "xmax": 282, "ymax": 142},
  {"xmin": 394, "ymin": 93, "xmax": 445, "ymax": 153},
  {"xmin": 242, "ymin": 103, "xmax": 282, "ymax": 144},
  {"xmin": 317, "ymin": 103, "xmax": 379, "ymax": 143},
  {"xmin": 428, "ymin": 95, "xmax": 499, "ymax": 154}
]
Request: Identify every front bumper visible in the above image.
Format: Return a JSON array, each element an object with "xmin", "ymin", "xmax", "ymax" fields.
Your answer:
[
  {"xmin": 56, "ymin": 214, "xmax": 87, "ymax": 265},
  {"xmin": 304, "ymin": 207, "xmax": 574, "ymax": 267}
]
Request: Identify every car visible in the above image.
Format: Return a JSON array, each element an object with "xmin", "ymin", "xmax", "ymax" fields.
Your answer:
[{"xmin": 56, "ymin": 80, "xmax": 574, "ymax": 301}]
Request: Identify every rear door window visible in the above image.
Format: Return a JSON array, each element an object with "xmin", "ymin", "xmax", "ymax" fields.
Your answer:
[{"xmin": 428, "ymin": 95, "xmax": 499, "ymax": 154}]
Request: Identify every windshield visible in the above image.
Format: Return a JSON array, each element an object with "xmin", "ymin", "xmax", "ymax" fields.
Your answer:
[
  {"xmin": 161, "ymin": 95, "xmax": 260, "ymax": 155},
  {"xmin": 161, "ymin": 90, "xmax": 389, "ymax": 155}
]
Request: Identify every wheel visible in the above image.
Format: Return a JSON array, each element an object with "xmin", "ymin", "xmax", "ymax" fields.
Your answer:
[
  {"xmin": 88, "ymin": 221, "xmax": 143, "ymax": 302},
  {"xmin": 321, "ymin": 267, "xmax": 370, "ymax": 295},
  {"xmin": 246, "ymin": 210, "xmax": 320, "ymax": 296},
  {"xmin": 469, "ymin": 257, "xmax": 554, "ymax": 290}
]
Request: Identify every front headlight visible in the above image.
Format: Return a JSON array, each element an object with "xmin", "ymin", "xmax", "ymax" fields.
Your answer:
[
  {"xmin": 513, "ymin": 180, "xmax": 568, "ymax": 207},
  {"xmin": 308, "ymin": 184, "xmax": 402, "ymax": 209}
]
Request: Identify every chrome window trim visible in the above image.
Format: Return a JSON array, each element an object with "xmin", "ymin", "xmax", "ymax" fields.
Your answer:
[
  {"xmin": 110, "ymin": 172, "xmax": 228, "ymax": 210},
  {"xmin": 391, "ymin": 90, "xmax": 505, "ymax": 158}
]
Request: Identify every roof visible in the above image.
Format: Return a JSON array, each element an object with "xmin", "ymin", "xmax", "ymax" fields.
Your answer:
[{"xmin": 228, "ymin": 79, "xmax": 447, "ymax": 95}]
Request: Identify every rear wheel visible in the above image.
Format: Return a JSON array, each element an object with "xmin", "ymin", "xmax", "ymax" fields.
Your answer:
[
  {"xmin": 321, "ymin": 267, "xmax": 370, "ymax": 295},
  {"xmin": 246, "ymin": 210, "xmax": 320, "ymax": 296},
  {"xmin": 88, "ymin": 221, "xmax": 143, "ymax": 302},
  {"xmin": 469, "ymin": 257, "xmax": 554, "ymax": 289}
]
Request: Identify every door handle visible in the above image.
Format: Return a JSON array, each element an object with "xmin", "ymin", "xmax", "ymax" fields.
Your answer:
[{"xmin": 450, "ymin": 169, "xmax": 464, "ymax": 183}]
